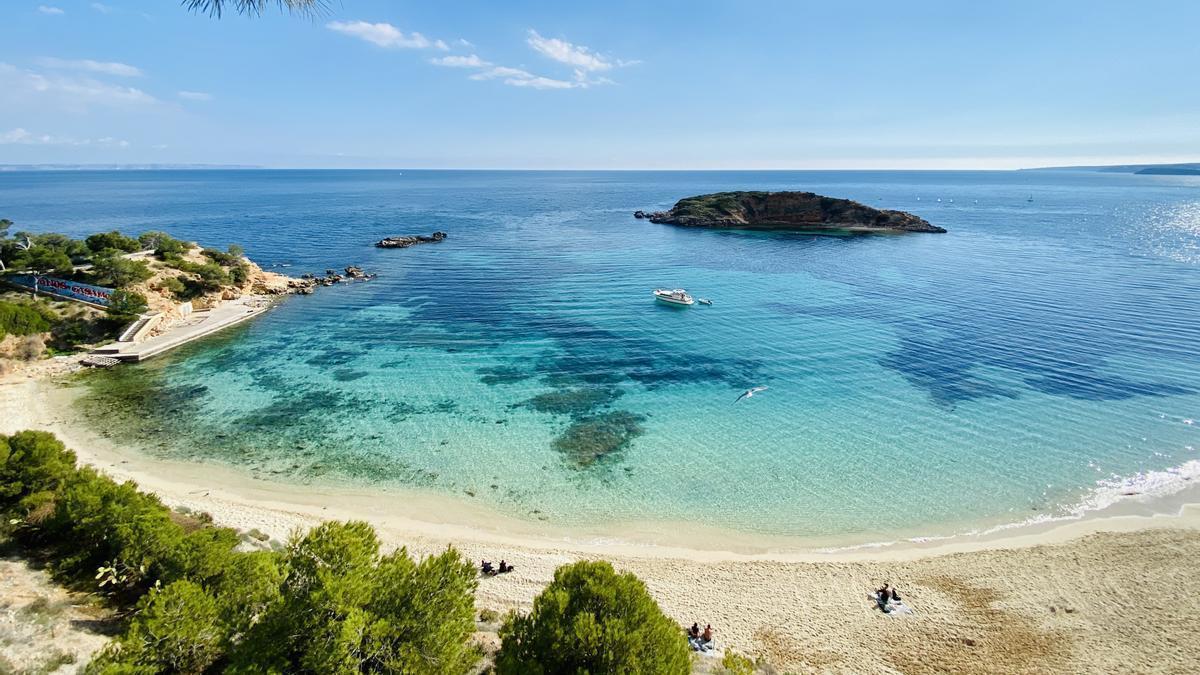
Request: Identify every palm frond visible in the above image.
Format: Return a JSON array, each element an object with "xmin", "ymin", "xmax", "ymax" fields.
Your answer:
[{"xmin": 181, "ymin": 0, "xmax": 330, "ymax": 19}]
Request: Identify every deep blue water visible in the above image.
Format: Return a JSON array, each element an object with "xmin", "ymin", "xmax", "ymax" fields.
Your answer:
[{"xmin": 4, "ymin": 169, "xmax": 1199, "ymax": 543}]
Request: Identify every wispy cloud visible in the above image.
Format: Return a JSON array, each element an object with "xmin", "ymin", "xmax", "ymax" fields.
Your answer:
[
  {"xmin": 1, "ymin": 127, "xmax": 129, "ymax": 147},
  {"xmin": 37, "ymin": 57, "xmax": 143, "ymax": 78},
  {"xmin": 326, "ymin": 20, "xmax": 449, "ymax": 50},
  {"xmin": 526, "ymin": 30, "xmax": 619, "ymax": 72},
  {"xmin": 178, "ymin": 90, "xmax": 212, "ymax": 101},
  {"xmin": 457, "ymin": 38, "xmax": 474, "ymax": 48},
  {"xmin": 467, "ymin": 66, "xmax": 577, "ymax": 90},
  {"xmin": 0, "ymin": 62, "xmax": 159, "ymax": 109},
  {"xmin": 430, "ymin": 54, "xmax": 491, "ymax": 68},
  {"xmin": 37, "ymin": 5, "xmax": 64, "ymax": 15},
  {"xmin": 90, "ymin": 2, "xmax": 112, "ymax": 13}
]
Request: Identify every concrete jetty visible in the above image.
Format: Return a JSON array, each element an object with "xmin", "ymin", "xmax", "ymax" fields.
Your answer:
[{"xmin": 91, "ymin": 296, "xmax": 273, "ymax": 362}]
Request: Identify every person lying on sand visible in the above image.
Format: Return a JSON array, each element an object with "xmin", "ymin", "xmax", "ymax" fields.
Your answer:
[
  {"xmin": 874, "ymin": 583, "xmax": 911, "ymax": 614},
  {"xmin": 481, "ymin": 560, "xmax": 495, "ymax": 575}
]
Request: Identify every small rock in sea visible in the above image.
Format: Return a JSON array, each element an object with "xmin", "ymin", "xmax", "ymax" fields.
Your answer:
[
  {"xmin": 375, "ymin": 231, "xmax": 448, "ymax": 248},
  {"xmin": 495, "ymin": 419, "xmax": 506, "ymax": 424},
  {"xmin": 465, "ymin": 490, "xmax": 476, "ymax": 497}
]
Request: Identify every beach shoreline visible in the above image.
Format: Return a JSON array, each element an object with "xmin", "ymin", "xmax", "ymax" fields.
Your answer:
[
  {"xmin": 5, "ymin": 371, "xmax": 1200, "ymax": 670},
  {"xmin": 3, "ymin": 374, "xmax": 1198, "ymax": 562}
]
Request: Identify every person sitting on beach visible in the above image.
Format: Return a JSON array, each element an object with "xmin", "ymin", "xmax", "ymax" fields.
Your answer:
[
  {"xmin": 689, "ymin": 623, "xmax": 700, "ymax": 640},
  {"xmin": 876, "ymin": 584, "xmax": 892, "ymax": 612},
  {"xmin": 700, "ymin": 624, "xmax": 714, "ymax": 650},
  {"xmin": 481, "ymin": 560, "xmax": 495, "ymax": 575},
  {"xmin": 498, "ymin": 560, "xmax": 513, "ymax": 574}
]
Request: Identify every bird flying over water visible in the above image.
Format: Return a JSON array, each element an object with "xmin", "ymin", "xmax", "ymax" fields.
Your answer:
[{"xmin": 734, "ymin": 386, "xmax": 768, "ymax": 403}]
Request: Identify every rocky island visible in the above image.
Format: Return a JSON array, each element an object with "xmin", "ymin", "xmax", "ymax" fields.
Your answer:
[
  {"xmin": 636, "ymin": 191, "xmax": 946, "ymax": 233},
  {"xmin": 375, "ymin": 231, "xmax": 448, "ymax": 248}
]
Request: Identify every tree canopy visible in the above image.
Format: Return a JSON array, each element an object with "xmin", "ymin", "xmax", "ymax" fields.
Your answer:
[{"xmin": 496, "ymin": 560, "xmax": 692, "ymax": 675}]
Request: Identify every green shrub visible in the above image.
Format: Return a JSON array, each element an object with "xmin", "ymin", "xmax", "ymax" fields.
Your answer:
[
  {"xmin": 85, "ymin": 231, "xmax": 141, "ymax": 254},
  {"xmin": 1, "ymin": 431, "xmax": 483, "ymax": 675},
  {"xmin": 94, "ymin": 580, "xmax": 224, "ymax": 674},
  {"xmin": 0, "ymin": 301, "xmax": 51, "ymax": 338},
  {"xmin": 23, "ymin": 246, "xmax": 74, "ymax": 274},
  {"xmin": 496, "ymin": 560, "xmax": 691, "ymax": 675},
  {"xmin": 90, "ymin": 252, "xmax": 153, "ymax": 288},
  {"xmin": 232, "ymin": 521, "xmax": 479, "ymax": 673},
  {"xmin": 719, "ymin": 650, "xmax": 757, "ymax": 675},
  {"xmin": 0, "ymin": 430, "xmax": 78, "ymax": 510},
  {"xmin": 229, "ymin": 262, "xmax": 251, "ymax": 286},
  {"xmin": 201, "ymin": 245, "xmax": 246, "ymax": 267},
  {"xmin": 155, "ymin": 276, "xmax": 187, "ymax": 298},
  {"xmin": 139, "ymin": 231, "xmax": 191, "ymax": 258},
  {"xmin": 106, "ymin": 290, "xmax": 148, "ymax": 322}
]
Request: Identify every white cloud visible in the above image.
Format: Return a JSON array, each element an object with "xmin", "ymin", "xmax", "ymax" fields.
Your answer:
[
  {"xmin": 504, "ymin": 75, "xmax": 577, "ymax": 90},
  {"xmin": 0, "ymin": 127, "xmax": 129, "ymax": 147},
  {"xmin": 37, "ymin": 57, "xmax": 143, "ymax": 78},
  {"xmin": 326, "ymin": 20, "xmax": 447, "ymax": 50},
  {"xmin": 90, "ymin": 2, "xmax": 112, "ymax": 13},
  {"xmin": 469, "ymin": 66, "xmax": 534, "ymax": 81},
  {"xmin": 457, "ymin": 38, "xmax": 474, "ymax": 48},
  {"xmin": 0, "ymin": 62, "xmax": 159, "ymax": 109},
  {"xmin": 178, "ymin": 90, "xmax": 212, "ymax": 101},
  {"xmin": 430, "ymin": 54, "xmax": 490, "ymax": 68},
  {"xmin": 468, "ymin": 66, "xmax": 579, "ymax": 90},
  {"xmin": 37, "ymin": 6, "xmax": 64, "ymax": 15},
  {"xmin": 526, "ymin": 30, "xmax": 616, "ymax": 72}
]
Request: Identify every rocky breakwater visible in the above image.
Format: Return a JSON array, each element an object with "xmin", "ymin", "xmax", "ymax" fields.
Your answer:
[
  {"xmin": 375, "ymin": 231, "xmax": 448, "ymax": 248},
  {"xmin": 636, "ymin": 191, "xmax": 946, "ymax": 233}
]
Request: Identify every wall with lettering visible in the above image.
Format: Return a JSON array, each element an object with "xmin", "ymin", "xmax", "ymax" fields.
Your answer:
[{"xmin": 5, "ymin": 275, "xmax": 114, "ymax": 306}]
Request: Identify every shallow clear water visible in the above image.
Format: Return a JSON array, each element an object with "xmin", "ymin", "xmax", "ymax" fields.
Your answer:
[{"xmin": 5, "ymin": 169, "xmax": 1200, "ymax": 542}]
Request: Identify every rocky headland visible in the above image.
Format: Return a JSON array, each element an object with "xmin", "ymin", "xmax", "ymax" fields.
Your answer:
[{"xmin": 636, "ymin": 191, "xmax": 946, "ymax": 233}]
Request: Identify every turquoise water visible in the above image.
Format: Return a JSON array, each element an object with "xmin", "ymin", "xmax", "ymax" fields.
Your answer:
[{"xmin": 4, "ymin": 170, "xmax": 1200, "ymax": 542}]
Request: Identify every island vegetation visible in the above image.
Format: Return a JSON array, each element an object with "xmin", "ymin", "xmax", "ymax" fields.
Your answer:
[
  {"xmin": 0, "ymin": 430, "xmax": 707, "ymax": 673},
  {"xmin": 0, "ymin": 220, "xmax": 291, "ymax": 368},
  {"xmin": 636, "ymin": 191, "xmax": 946, "ymax": 233}
]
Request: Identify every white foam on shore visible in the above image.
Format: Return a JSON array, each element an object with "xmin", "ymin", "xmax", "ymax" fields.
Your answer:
[{"xmin": 815, "ymin": 458, "xmax": 1200, "ymax": 554}]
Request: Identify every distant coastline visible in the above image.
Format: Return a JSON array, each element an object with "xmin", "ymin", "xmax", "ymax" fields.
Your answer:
[
  {"xmin": 1020, "ymin": 161, "xmax": 1200, "ymax": 175},
  {"xmin": 0, "ymin": 163, "xmax": 263, "ymax": 172}
]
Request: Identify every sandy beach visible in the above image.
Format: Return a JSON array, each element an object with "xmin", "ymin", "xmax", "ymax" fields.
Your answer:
[{"xmin": 4, "ymin": 375, "xmax": 1199, "ymax": 673}]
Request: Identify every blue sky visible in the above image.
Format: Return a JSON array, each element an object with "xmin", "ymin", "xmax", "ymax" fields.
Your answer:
[{"xmin": 1, "ymin": 0, "xmax": 1198, "ymax": 169}]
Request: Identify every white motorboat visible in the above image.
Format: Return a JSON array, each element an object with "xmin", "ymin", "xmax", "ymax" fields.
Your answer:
[{"xmin": 653, "ymin": 288, "xmax": 694, "ymax": 306}]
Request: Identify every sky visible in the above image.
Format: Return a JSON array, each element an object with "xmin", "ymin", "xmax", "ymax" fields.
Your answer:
[{"xmin": 1, "ymin": 0, "xmax": 1198, "ymax": 169}]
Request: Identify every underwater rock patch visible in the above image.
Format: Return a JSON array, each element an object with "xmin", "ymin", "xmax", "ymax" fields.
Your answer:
[
  {"xmin": 519, "ymin": 387, "xmax": 624, "ymax": 416},
  {"xmin": 552, "ymin": 410, "xmax": 646, "ymax": 468}
]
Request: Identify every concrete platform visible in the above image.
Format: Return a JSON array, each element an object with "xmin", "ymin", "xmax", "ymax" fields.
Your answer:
[{"xmin": 94, "ymin": 296, "xmax": 274, "ymax": 362}]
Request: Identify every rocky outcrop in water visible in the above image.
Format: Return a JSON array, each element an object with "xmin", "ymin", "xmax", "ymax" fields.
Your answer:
[
  {"xmin": 639, "ymin": 192, "xmax": 945, "ymax": 233},
  {"xmin": 375, "ymin": 232, "xmax": 448, "ymax": 248}
]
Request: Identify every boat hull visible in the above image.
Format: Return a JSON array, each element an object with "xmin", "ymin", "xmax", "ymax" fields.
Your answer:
[{"xmin": 654, "ymin": 294, "xmax": 694, "ymax": 306}]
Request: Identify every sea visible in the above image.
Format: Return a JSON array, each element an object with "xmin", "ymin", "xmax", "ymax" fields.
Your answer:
[{"xmin": 3, "ymin": 169, "xmax": 1199, "ymax": 547}]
